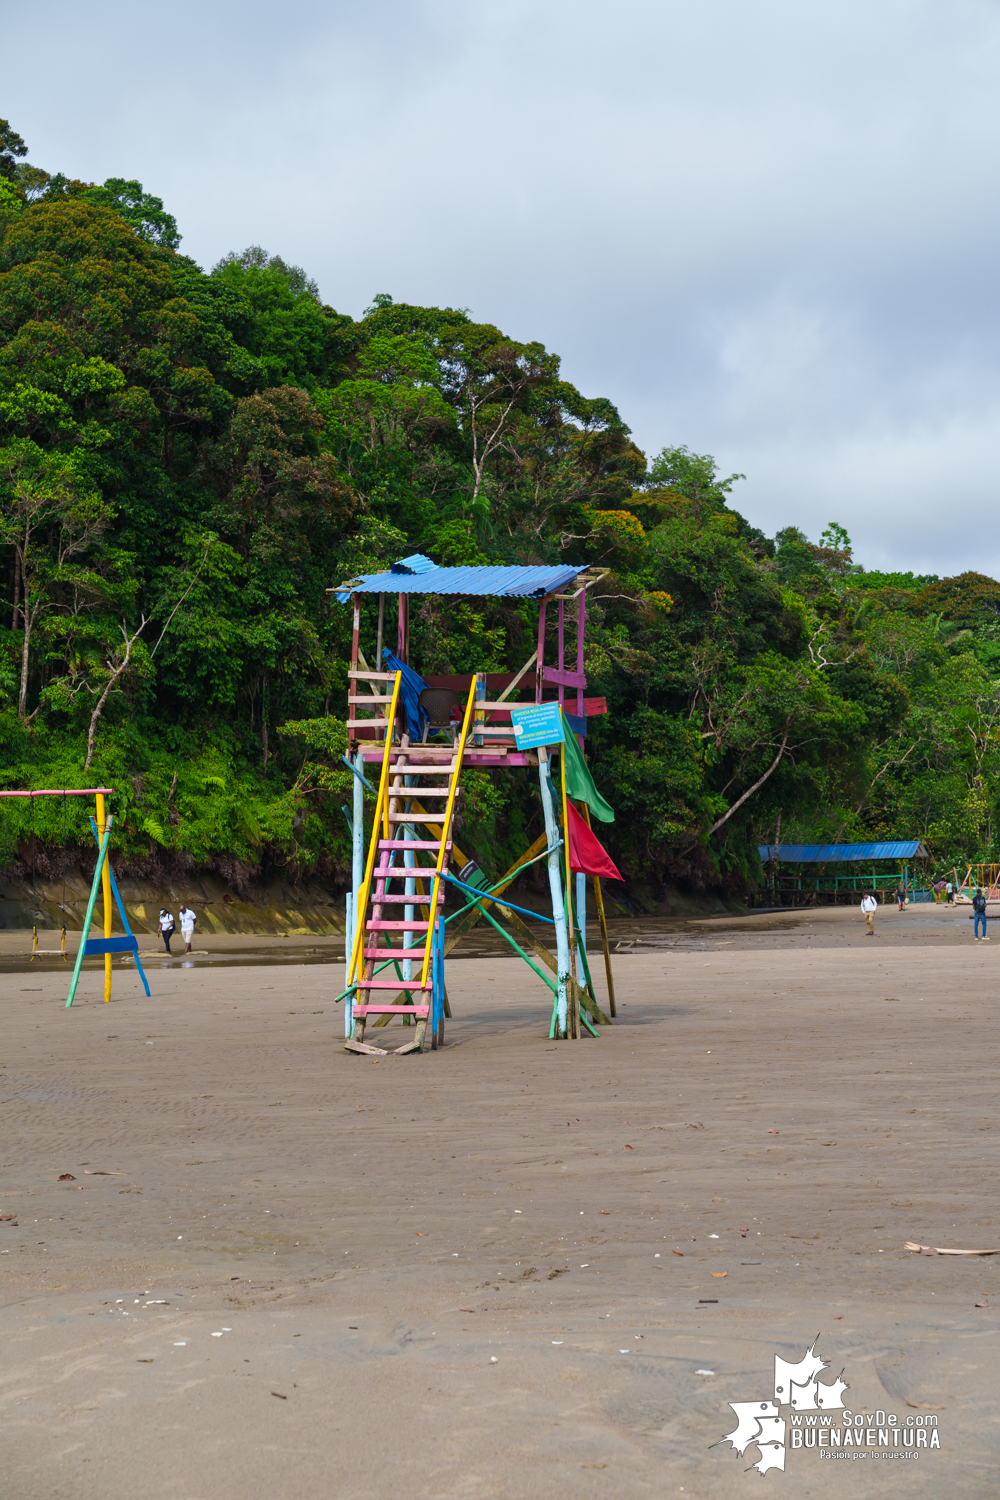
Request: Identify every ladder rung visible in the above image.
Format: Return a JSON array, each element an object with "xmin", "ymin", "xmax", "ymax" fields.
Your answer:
[
  {"xmin": 349, "ymin": 695, "xmax": 395, "ymax": 704},
  {"xmin": 352, "ymin": 1004, "xmax": 431, "ymax": 1014},
  {"xmin": 387, "ymin": 811, "xmax": 454, "ymax": 822},
  {"xmin": 392, "ymin": 752, "xmax": 456, "ymax": 763},
  {"xmin": 345, "ymin": 719, "xmax": 390, "ymax": 730},
  {"xmin": 367, "ymin": 912, "xmax": 431, "ymax": 924},
  {"xmin": 356, "ymin": 981, "xmax": 432, "ymax": 991},
  {"xmin": 378, "ymin": 839, "xmax": 449, "ymax": 850},
  {"xmin": 371, "ymin": 894, "xmax": 440, "ymax": 905},
  {"xmin": 389, "ymin": 787, "xmax": 452, "ymax": 797},
  {"xmin": 387, "ymin": 764, "xmax": 457, "ymax": 774},
  {"xmin": 348, "ymin": 670, "xmax": 398, "ymax": 680}
]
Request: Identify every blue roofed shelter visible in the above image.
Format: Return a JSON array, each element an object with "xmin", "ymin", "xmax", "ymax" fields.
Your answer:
[{"xmin": 756, "ymin": 840, "xmax": 931, "ymax": 906}]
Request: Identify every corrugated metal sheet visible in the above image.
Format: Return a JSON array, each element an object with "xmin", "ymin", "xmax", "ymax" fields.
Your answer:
[
  {"xmin": 391, "ymin": 553, "xmax": 436, "ymax": 574},
  {"xmin": 757, "ymin": 841, "xmax": 928, "ymax": 863},
  {"xmin": 333, "ymin": 562, "xmax": 588, "ymax": 601}
]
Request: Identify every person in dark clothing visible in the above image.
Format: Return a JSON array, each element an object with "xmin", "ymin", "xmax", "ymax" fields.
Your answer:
[
  {"xmin": 895, "ymin": 882, "xmax": 906, "ymax": 911},
  {"xmin": 158, "ymin": 908, "xmax": 175, "ymax": 953},
  {"xmin": 972, "ymin": 888, "xmax": 988, "ymax": 941}
]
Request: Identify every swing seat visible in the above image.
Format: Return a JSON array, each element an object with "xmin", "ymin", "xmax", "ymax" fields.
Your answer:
[
  {"xmin": 31, "ymin": 927, "xmax": 68, "ymax": 962},
  {"xmin": 82, "ymin": 936, "xmax": 139, "ymax": 957}
]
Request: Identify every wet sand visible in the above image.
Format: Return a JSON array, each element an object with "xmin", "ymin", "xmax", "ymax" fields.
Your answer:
[{"xmin": 2, "ymin": 903, "xmax": 998, "ymax": 1497}]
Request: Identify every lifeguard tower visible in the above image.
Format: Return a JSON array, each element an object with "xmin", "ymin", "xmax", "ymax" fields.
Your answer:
[{"xmin": 330, "ymin": 555, "xmax": 618, "ymax": 1054}]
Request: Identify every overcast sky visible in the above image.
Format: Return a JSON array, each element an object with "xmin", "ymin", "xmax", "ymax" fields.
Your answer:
[{"xmin": 8, "ymin": 0, "xmax": 1000, "ymax": 576}]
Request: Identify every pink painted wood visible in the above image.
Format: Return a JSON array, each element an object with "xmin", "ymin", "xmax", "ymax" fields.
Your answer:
[
  {"xmin": 353, "ymin": 1004, "xmax": 431, "ymax": 1014},
  {"xmin": 378, "ymin": 840, "xmax": 448, "ymax": 850},
  {"xmin": 355, "ymin": 980, "xmax": 431, "ymax": 991},
  {"xmin": 366, "ymin": 920, "xmax": 431, "ymax": 931}
]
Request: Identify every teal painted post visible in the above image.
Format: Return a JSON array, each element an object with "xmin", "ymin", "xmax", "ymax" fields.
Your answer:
[
  {"xmin": 65, "ymin": 817, "xmax": 114, "ymax": 1008},
  {"xmin": 538, "ymin": 747, "xmax": 570, "ymax": 1037}
]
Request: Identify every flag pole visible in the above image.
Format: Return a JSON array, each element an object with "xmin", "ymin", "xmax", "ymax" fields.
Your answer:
[{"xmin": 582, "ymin": 801, "xmax": 617, "ymax": 1018}]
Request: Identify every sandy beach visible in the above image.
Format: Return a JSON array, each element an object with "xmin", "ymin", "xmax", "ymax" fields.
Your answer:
[{"xmin": 2, "ymin": 901, "xmax": 998, "ymax": 1497}]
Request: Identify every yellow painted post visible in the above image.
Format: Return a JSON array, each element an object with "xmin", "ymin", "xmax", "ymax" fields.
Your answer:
[{"xmin": 96, "ymin": 794, "xmax": 113, "ymax": 1002}]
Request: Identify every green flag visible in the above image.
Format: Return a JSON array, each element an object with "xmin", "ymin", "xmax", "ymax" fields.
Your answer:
[{"xmin": 561, "ymin": 714, "xmax": 614, "ymax": 822}]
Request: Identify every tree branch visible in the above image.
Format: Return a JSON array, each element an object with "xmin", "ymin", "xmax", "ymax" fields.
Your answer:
[
  {"xmin": 708, "ymin": 726, "xmax": 791, "ymax": 835},
  {"xmin": 149, "ymin": 541, "xmax": 212, "ymax": 658}
]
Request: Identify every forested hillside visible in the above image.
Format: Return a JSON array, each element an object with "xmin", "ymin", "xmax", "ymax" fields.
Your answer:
[{"xmin": 3, "ymin": 117, "xmax": 1000, "ymax": 898}]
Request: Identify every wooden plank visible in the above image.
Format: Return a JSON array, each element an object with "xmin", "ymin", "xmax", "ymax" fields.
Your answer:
[
  {"xmin": 348, "ymin": 670, "xmax": 397, "ymax": 680},
  {"xmin": 389, "ymin": 786, "xmax": 452, "ymax": 797},
  {"xmin": 379, "ymin": 839, "xmax": 447, "ymax": 850},
  {"xmin": 392, "ymin": 1037, "xmax": 424, "ymax": 1055},
  {"xmin": 583, "ymin": 696, "xmax": 608, "ymax": 716},
  {"xmin": 348, "ymin": 695, "xmax": 396, "ymax": 704},
  {"xmin": 356, "ymin": 980, "xmax": 432, "ymax": 990},
  {"xmin": 353, "ymin": 1004, "xmax": 430, "ymax": 1015},
  {"xmin": 543, "ymin": 664, "xmax": 586, "ymax": 689},
  {"xmin": 367, "ymin": 894, "xmax": 440, "ymax": 905},
  {"xmin": 365, "ymin": 912, "xmax": 431, "ymax": 924},
  {"xmin": 344, "ymin": 1040, "xmax": 389, "ymax": 1056}
]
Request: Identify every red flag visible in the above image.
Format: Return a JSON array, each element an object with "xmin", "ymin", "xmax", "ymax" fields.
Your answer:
[{"xmin": 566, "ymin": 801, "xmax": 622, "ymax": 880}]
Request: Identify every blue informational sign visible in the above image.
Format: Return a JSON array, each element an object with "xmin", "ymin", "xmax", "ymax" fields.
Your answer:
[{"xmin": 510, "ymin": 702, "xmax": 565, "ymax": 749}]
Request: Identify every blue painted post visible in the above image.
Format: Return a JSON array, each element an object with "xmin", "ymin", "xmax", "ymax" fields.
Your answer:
[{"xmin": 538, "ymin": 746, "xmax": 570, "ymax": 1037}]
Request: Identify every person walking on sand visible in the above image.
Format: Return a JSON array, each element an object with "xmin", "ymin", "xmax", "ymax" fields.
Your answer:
[
  {"xmin": 861, "ymin": 890, "xmax": 878, "ymax": 936},
  {"xmin": 973, "ymin": 887, "xmax": 989, "ymax": 941},
  {"xmin": 895, "ymin": 881, "xmax": 906, "ymax": 911},
  {"xmin": 946, "ymin": 880, "xmax": 954, "ymax": 904},
  {"xmin": 178, "ymin": 904, "xmax": 197, "ymax": 954},
  {"xmin": 158, "ymin": 908, "xmax": 175, "ymax": 954}
]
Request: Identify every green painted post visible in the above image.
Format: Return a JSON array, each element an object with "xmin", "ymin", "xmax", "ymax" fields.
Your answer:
[{"xmin": 66, "ymin": 817, "xmax": 114, "ymax": 1008}]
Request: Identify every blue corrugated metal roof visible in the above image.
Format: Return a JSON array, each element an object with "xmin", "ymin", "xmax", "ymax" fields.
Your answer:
[
  {"xmin": 391, "ymin": 554, "xmax": 436, "ymax": 574},
  {"xmin": 757, "ymin": 841, "xmax": 929, "ymax": 863},
  {"xmin": 332, "ymin": 561, "xmax": 588, "ymax": 602}
]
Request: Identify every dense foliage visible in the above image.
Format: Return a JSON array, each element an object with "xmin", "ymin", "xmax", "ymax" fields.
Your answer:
[{"xmin": 2, "ymin": 119, "xmax": 998, "ymax": 895}]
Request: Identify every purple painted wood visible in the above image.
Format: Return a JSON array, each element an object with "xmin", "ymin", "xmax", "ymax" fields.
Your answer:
[
  {"xmin": 557, "ymin": 596, "xmax": 565, "ymax": 706},
  {"xmin": 543, "ymin": 664, "xmax": 586, "ymax": 689},
  {"xmin": 577, "ymin": 588, "xmax": 586, "ymax": 746},
  {"xmin": 536, "ymin": 597, "xmax": 547, "ymax": 704}
]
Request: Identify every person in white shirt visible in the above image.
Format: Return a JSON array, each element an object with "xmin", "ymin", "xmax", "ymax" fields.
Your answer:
[
  {"xmin": 158, "ymin": 908, "xmax": 175, "ymax": 954},
  {"xmin": 860, "ymin": 891, "xmax": 878, "ymax": 936},
  {"xmin": 178, "ymin": 904, "xmax": 197, "ymax": 953}
]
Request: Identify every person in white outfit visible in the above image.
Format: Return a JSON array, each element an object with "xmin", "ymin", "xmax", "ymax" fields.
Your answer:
[
  {"xmin": 178, "ymin": 904, "xmax": 197, "ymax": 953},
  {"xmin": 158, "ymin": 908, "xmax": 175, "ymax": 953},
  {"xmin": 860, "ymin": 891, "xmax": 878, "ymax": 936}
]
